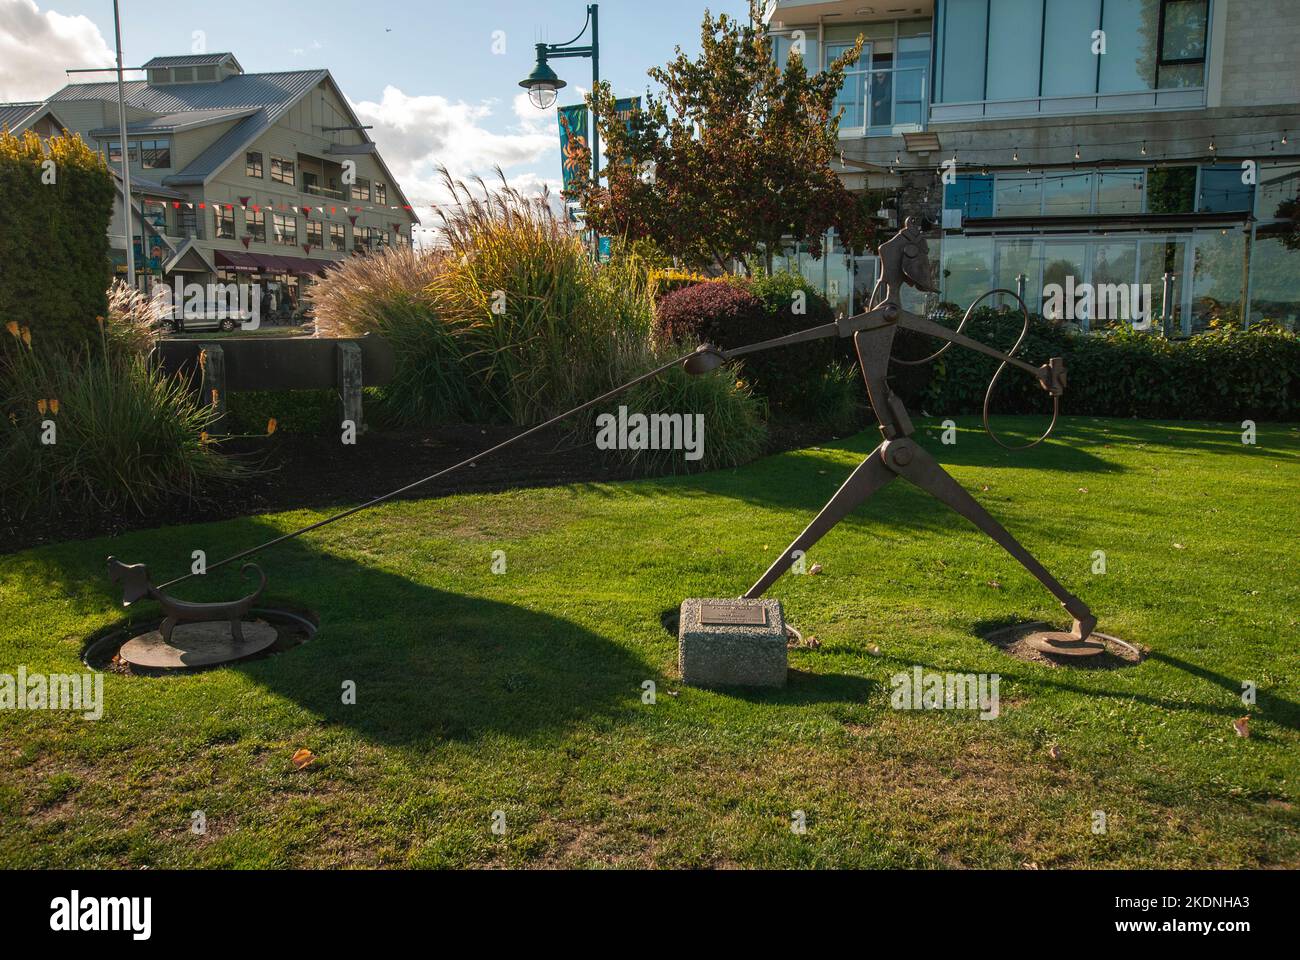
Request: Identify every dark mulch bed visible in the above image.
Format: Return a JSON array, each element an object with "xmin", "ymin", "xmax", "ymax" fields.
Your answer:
[{"xmin": 0, "ymin": 416, "xmax": 845, "ymax": 556}]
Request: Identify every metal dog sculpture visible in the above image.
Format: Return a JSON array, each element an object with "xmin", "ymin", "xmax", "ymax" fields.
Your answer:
[{"xmin": 107, "ymin": 557, "xmax": 266, "ymax": 643}]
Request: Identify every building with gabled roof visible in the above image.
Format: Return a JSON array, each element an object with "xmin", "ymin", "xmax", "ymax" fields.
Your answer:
[{"xmin": 2, "ymin": 51, "xmax": 419, "ymax": 314}]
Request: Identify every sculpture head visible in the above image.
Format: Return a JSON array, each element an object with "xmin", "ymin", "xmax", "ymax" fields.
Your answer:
[
  {"xmin": 106, "ymin": 557, "xmax": 152, "ymax": 606},
  {"xmin": 879, "ymin": 217, "xmax": 937, "ymax": 300}
]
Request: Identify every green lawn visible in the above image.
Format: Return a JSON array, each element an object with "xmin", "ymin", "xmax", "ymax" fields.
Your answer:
[{"xmin": 1, "ymin": 416, "xmax": 1297, "ymax": 868}]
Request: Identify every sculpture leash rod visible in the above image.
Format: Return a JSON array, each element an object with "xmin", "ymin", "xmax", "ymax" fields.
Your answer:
[{"xmin": 156, "ymin": 351, "xmax": 696, "ymax": 591}]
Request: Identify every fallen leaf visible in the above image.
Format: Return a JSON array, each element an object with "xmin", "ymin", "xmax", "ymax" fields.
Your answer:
[
  {"xmin": 1233, "ymin": 716, "xmax": 1250, "ymax": 738},
  {"xmin": 809, "ymin": 563, "xmax": 823, "ymax": 575},
  {"xmin": 866, "ymin": 645, "xmax": 881, "ymax": 657},
  {"xmin": 1047, "ymin": 744, "xmax": 1061, "ymax": 760},
  {"xmin": 1077, "ymin": 487, "xmax": 1089, "ymax": 493},
  {"xmin": 988, "ymin": 580, "xmax": 1002, "ymax": 589},
  {"xmin": 1173, "ymin": 543, "xmax": 1186, "ymax": 550},
  {"xmin": 291, "ymin": 748, "xmax": 314, "ymax": 770},
  {"xmin": 806, "ymin": 636, "xmax": 821, "ymax": 648}
]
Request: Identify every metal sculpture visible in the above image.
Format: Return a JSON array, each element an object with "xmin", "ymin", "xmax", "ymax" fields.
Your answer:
[
  {"xmin": 107, "ymin": 557, "xmax": 265, "ymax": 643},
  {"xmin": 107, "ymin": 219, "xmax": 1099, "ymax": 661},
  {"xmin": 683, "ymin": 218, "xmax": 1096, "ymax": 649}
]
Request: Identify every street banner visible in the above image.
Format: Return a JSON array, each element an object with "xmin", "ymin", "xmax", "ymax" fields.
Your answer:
[{"xmin": 558, "ymin": 105, "xmax": 589, "ymax": 193}]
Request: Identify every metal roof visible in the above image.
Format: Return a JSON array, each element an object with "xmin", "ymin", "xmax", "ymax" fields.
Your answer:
[
  {"xmin": 88, "ymin": 107, "xmax": 259, "ymax": 137},
  {"xmin": 142, "ymin": 53, "xmax": 242, "ymax": 72},
  {"xmin": 48, "ymin": 70, "xmax": 327, "ymax": 185},
  {"xmin": 0, "ymin": 101, "xmax": 42, "ymax": 132}
]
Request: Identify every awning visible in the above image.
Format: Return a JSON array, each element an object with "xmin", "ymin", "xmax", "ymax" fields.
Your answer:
[{"xmin": 214, "ymin": 249, "xmax": 260, "ymax": 273}]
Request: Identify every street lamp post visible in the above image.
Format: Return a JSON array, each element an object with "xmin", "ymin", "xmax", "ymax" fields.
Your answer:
[
  {"xmin": 112, "ymin": 0, "xmax": 135, "ymax": 289},
  {"xmin": 519, "ymin": 3, "xmax": 600, "ymax": 186}
]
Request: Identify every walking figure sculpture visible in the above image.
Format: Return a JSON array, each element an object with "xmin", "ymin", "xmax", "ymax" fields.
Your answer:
[{"xmin": 684, "ymin": 218, "xmax": 1097, "ymax": 644}]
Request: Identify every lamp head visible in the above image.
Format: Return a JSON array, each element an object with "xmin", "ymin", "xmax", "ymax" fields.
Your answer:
[{"xmin": 520, "ymin": 44, "xmax": 567, "ymax": 110}]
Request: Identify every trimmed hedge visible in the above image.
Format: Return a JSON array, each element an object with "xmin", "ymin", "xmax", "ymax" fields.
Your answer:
[
  {"xmin": 0, "ymin": 129, "xmax": 114, "ymax": 354},
  {"xmin": 899, "ymin": 311, "xmax": 1300, "ymax": 421}
]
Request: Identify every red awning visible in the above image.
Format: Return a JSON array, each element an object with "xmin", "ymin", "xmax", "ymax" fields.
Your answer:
[{"xmin": 214, "ymin": 249, "xmax": 259, "ymax": 272}]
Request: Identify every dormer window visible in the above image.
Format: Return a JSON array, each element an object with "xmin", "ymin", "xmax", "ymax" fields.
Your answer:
[
  {"xmin": 148, "ymin": 68, "xmax": 170, "ymax": 84},
  {"xmin": 172, "ymin": 66, "xmax": 195, "ymax": 82},
  {"xmin": 196, "ymin": 65, "xmax": 216, "ymax": 82}
]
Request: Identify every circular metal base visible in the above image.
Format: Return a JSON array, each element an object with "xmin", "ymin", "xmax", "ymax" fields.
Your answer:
[
  {"xmin": 1024, "ymin": 631, "xmax": 1106, "ymax": 658},
  {"xmin": 119, "ymin": 619, "xmax": 278, "ymax": 668}
]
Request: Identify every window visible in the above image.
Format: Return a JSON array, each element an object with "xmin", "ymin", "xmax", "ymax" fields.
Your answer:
[
  {"xmin": 352, "ymin": 178, "xmax": 371, "ymax": 202},
  {"xmin": 938, "ymin": 0, "xmax": 987, "ymax": 101},
  {"xmin": 246, "ymin": 151, "xmax": 264, "ymax": 178},
  {"xmin": 353, "ymin": 226, "xmax": 366, "ymax": 252},
  {"xmin": 148, "ymin": 68, "xmax": 170, "ymax": 84},
  {"xmin": 1158, "ymin": 0, "xmax": 1208, "ymax": 88},
  {"xmin": 271, "ymin": 156, "xmax": 295, "ymax": 186},
  {"xmin": 1198, "ymin": 165, "xmax": 1253, "ymax": 213},
  {"xmin": 172, "ymin": 66, "xmax": 194, "ymax": 82},
  {"xmin": 375, "ymin": 183, "xmax": 387, "ymax": 205},
  {"xmin": 329, "ymin": 223, "xmax": 345, "ymax": 251},
  {"xmin": 246, "ymin": 208, "xmax": 266, "ymax": 242},
  {"xmin": 196, "ymin": 65, "xmax": 216, "ymax": 81},
  {"xmin": 106, "ymin": 141, "xmax": 139, "ymax": 164},
  {"xmin": 1096, "ymin": 170, "xmax": 1146, "ymax": 214},
  {"xmin": 944, "ymin": 175, "xmax": 994, "ymax": 218},
  {"xmin": 1099, "ymin": 0, "xmax": 1155, "ymax": 93},
  {"xmin": 272, "ymin": 212, "xmax": 297, "ymax": 245},
  {"xmin": 139, "ymin": 139, "xmax": 171, "ymax": 169},
  {"xmin": 214, "ymin": 206, "xmax": 235, "ymax": 240},
  {"xmin": 1146, "ymin": 166, "xmax": 1197, "ymax": 213},
  {"xmin": 1041, "ymin": 0, "xmax": 1102, "ymax": 98},
  {"xmin": 994, "ymin": 173, "xmax": 1043, "ymax": 217},
  {"xmin": 1041, "ymin": 171, "xmax": 1094, "ymax": 215},
  {"xmin": 306, "ymin": 220, "xmax": 323, "ymax": 246},
  {"xmin": 986, "ymin": 0, "xmax": 1042, "ymax": 101}
]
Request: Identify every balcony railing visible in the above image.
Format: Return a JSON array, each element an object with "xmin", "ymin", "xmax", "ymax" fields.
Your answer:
[
  {"xmin": 835, "ymin": 65, "xmax": 928, "ymax": 135},
  {"xmin": 303, "ymin": 182, "xmax": 345, "ymax": 200}
]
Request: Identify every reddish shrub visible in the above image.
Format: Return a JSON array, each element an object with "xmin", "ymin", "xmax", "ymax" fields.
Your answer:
[{"xmin": 653, "ymin": 280, "xmax": 774, "ymax": 351}]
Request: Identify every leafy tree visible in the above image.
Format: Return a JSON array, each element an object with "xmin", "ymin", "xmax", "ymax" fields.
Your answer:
[{"xmin": 569, "ymin": 2, "xmax": 874, "ymax": 273}]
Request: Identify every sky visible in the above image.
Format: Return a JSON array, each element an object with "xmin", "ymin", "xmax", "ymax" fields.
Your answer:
[{"xmin": 0, "ymin": 0, "xmax": 749, "ymax": 239}]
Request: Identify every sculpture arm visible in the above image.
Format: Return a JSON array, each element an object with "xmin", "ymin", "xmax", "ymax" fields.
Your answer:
[{"xmin": 895, "ymin": 310, "xmax": 1067, "ymax": 395}]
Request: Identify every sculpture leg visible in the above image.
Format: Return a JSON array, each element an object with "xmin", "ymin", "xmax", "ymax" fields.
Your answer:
[
  {"xmin": 743, "ymin": 443, "xmax": 896, "ymax": 599},
  {"xmin": 159, "ymin": 615, "xmax": 177, "ymax": 643},
  {"xmin": 882, "ymin": 438, "xmax": 1096, "ymax": 639},
  {"xmin": 230, "ymin": 617, "xmax": 246, "ymax": 643}
]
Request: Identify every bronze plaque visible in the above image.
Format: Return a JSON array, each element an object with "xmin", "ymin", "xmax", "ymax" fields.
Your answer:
[{"xmin": 699, "ymin": 602, "xmax": 768, "ymax": 626}]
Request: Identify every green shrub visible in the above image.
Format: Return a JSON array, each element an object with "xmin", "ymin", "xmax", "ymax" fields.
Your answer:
[
  {"xmin": 792, "ymin": 360, "xmax": 867, "ymax": 435},
  {"xmin": 308, "ymin": 244, "xmax": 481, "ymax": 425},
  {"xmin": 909, "ymin": 310, "xmax": 1300, "ymax": 421},
  {"xmin": 594, "ymin": 349, "xmax": 769, "ymax": 474},
  {"xmin": 225, "ymin": 390, "xmax": 341, "ymax": 435},
  {"xmin": 0, "ymin": 326, "xmax": 242, "ymax": 518},
  {"xmin": 0, "ymin": 130, "xmax": 114, "ymax": 353}
]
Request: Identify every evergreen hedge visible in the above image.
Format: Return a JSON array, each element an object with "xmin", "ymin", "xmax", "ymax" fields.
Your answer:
[{"xmin": 0, "ymin": 129, "xmax": 114, "ymax": 353}]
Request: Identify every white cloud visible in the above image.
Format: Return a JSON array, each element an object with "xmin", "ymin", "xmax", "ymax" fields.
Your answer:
[
  {"xmin": 349, "ymin": 85, "xmax": 562, "ymax": 208},
  {"xmin": 0, "ymin": 0, "xmax": 116, "ymax": 101}
]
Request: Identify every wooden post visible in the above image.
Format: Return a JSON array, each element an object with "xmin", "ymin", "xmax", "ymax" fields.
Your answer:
[
  {"xmin": 199, "ymin": 344, "xmax": 227, "ymax": 435},
  {"xmin": 336, "ymin": 340, "xmax": 364, "ymax": 436}
]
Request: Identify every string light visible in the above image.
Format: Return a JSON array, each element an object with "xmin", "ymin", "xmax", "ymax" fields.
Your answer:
[
  {"xmin": 1074, "ymin": 145, "xmax": 1081, "ymax": 160},
  {"xmin": 1012, "ymin": 147, "xmax": 1019, "ymax": 162},
  {"xmin": 1140, "ymin": 140, "xmax": 1147, "ymax": 155},
  {"xmin": 1283, "ymin": 131, "xmax": 1289, "ymax": 145},
  {"xmin": 1208, "ymin": 137, "xmax": 1216, "ymax": 153}
]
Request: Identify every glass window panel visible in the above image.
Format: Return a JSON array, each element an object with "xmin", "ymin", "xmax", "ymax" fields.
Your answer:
[
  {"xmin": 1161, "ymin": 0, "xmax": 1208, "ymax": 61},
  {"xmin": 1190, "ymin": 228, "xmax": 1246, "ymax": 331},
  {"xmin": 869, "ymin": 69, "xmax": 893, "ymax": 126},
  {"xmin": 994, "ymin": 173, "xmax": 1043, "ymax": 216},
  {"xmin": 945, "ymin": 175, "xmax": 994, "ymax": 218},
  {"xmin": 896, "ymin": 35, "xmax": 929, "ymax": 69},
  {"xmin": 1198, "ymin": 166, "xmax": 1253, "ymax": 213},
  {"xmin": 1042, "ymin": 0, "xmax": 1102, "ymax": 97},
  {"xmin": 940, "ymin": 0, "xmax": 987, "ymax": 102},
  {"xmin": 1096, "ymin": 170, "xmax": 1145, "ymax": 214},
  {"xmin": 987, "ymin": 0, "xmax": 1043, "ymax": 101},
  {"xmin": 940, "ymin": 235, "xmax": 994, "ymax": 309},
  {"xmin": 898, "ymin": 19, "xmax": 932, "ymax": 38},
  {"xmin": 1146, "ymin": 165, "xmax": 1196, "ymax": 212},
  {"xmin": 1255, "ymin": 162, "xmax": 1300, "ymax": 220},
  {"xmin": 1041, "ymin": 242, "xmax": 1088, "ymax": 324},
  {"xmin": 1091, "ymin": 241, "xmax": 1145, "ymax": 325},
  {"xmin": 993, "ymin": 237, "xmax": 1043, "ymax": 310},
  {"xmin": 1099, "ymin": 0, "xmax": 1159, "ymax": 92},
  {"xmin": 1249, "ymin": 228, "xmax": 1300, "ymax": 331},
  {"xmin": 1042, "ymin": 172, "xmax": 1094, "ymax": 215},
  {"xmin": 1138, "ymin": 238, "xmax": 1187, "ymax": 335}
]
